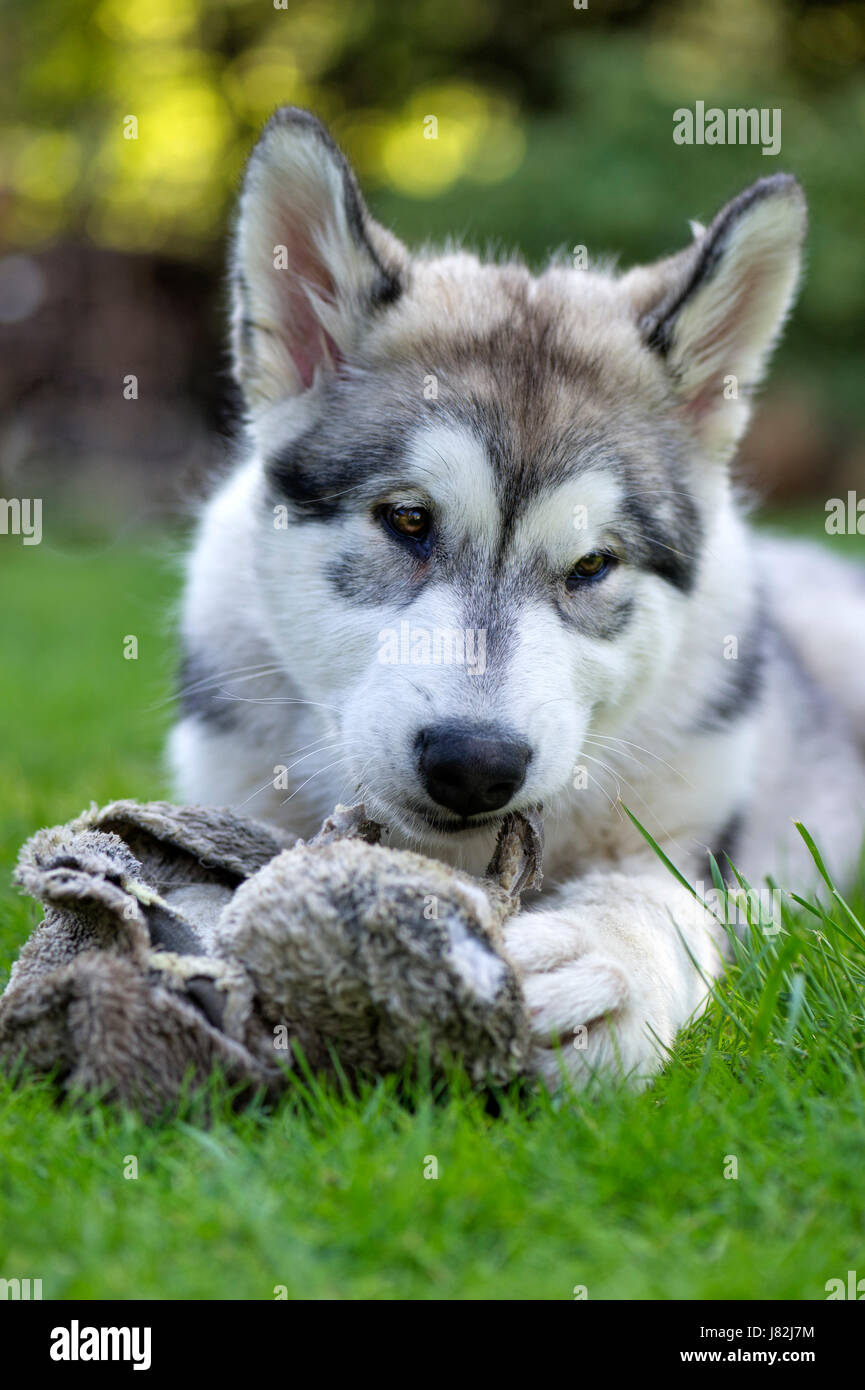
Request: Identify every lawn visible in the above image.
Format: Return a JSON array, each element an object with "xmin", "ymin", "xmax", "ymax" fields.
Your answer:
[{"xmin": 1, "ymin": 523, "xmax": 864, "ymax": 1301}]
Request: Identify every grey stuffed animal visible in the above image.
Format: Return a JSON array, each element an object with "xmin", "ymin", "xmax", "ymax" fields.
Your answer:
[
  {"xmin": 0, "ymin": 800, "xmax": 543, "ymax": 1116},
  {"xmin": 211, "ymin": 802, "xmax": 541, "ymax": 1083}
]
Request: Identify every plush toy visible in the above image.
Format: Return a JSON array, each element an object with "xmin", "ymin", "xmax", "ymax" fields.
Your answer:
[{"xmin": 0, "ymin": 799, "xmax": 543, "ymax": 1117}]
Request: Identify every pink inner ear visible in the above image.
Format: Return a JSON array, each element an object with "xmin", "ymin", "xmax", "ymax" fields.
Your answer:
[
  {"xmin": 281, "ymin": 221, "xmax": 342, "ymax": 389},
  {"xmin": 679, "ymin": 263, "xmax": 763, "ymax": 420},
  {"xmin": 680, "ymin": 381, "xmax": 725, "ymax": 424}
]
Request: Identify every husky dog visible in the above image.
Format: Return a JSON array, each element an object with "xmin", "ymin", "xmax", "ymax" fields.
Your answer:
[{"xmin": 171, "ymin": 108, "xmax": 865, "ymax": 1087}]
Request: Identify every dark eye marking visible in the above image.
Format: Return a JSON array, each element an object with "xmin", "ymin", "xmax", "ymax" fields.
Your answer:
[{"xmin": 566, "ymin": 551, "xmax": 619, "ymax": 589}]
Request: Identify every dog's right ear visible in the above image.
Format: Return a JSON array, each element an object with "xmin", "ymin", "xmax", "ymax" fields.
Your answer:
[{"xmin": 231, "ymin": 108, "xmax": 408, "ymax": 413}]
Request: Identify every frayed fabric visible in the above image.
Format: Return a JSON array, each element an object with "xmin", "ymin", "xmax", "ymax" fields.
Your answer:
[{"xmin": 0, "ymin": 800, "xmax": 539, "ymax": 1119}]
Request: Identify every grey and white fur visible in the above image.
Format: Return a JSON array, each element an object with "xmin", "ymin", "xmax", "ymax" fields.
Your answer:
[{"xmin": 170, "ymin": 107, "xmax": 865, "ymax": 1088}]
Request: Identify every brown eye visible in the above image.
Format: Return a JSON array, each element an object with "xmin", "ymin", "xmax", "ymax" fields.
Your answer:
[
  {"xmin": 384, "ymin": 503, "xmax": 431, "ymax": 542},
  {"xmin": 567, "ymin": 551, "xmax": 615, "ymax": 586}
]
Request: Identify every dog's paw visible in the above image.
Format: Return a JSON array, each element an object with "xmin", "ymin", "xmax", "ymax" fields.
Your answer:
[{"xmin": 502, "ymin": 913, "xmax": 667, "ymax": 1089}]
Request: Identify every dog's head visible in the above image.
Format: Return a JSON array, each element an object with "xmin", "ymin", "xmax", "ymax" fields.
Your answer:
[{"xmin": 231, "ymin": 108, "xmax": 805, "ymax": 845}]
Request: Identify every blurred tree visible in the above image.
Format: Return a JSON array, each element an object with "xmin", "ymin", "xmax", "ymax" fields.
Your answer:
[
  {"xmin": 1, "ymin": 0, "xmax": 864, "ymax": 500},
  {"xmin": 4, "ymin": 0, "xmax": 863, "ymax": 261}
]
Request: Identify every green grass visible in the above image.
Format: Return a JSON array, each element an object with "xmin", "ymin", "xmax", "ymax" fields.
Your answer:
[{"xmin": 1, "ymin": 527, "xmax": 865, "ymax": 1300}]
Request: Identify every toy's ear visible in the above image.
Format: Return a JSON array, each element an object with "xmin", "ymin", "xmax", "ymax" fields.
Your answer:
[
  {"xmin": 486, "ymin": 809, "xmax": 544, "ymax": 900},
  {"xmin": 231, "ymin": 108, "xmax": 408, "ymax": 413},
  {"xmin": 622, "ymin": 174, "xmax": 806, "ymax": 461}
]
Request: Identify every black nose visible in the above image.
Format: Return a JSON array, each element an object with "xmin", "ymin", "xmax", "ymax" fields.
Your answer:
[{"xmin": 417, "ymin": 722, "xmax": 530, "ymax": 818}]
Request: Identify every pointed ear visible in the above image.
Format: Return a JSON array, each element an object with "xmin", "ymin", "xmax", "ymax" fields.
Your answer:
[
  {"xmin": 622, "ymin": 175, "xmax": 806, "ymax": 459},
  {"xmin": 231, "ymin": 108, "xmax": 408, "ymax": 413}
]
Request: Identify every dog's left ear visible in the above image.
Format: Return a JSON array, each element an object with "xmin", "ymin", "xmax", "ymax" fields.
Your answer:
[
  {"xmin": 231, "ymin": 108, "xmax": 408, "ymax": 413},
  {"xmin": 623, "ymin": 174, "xmax": 806, "ymax": 459}
]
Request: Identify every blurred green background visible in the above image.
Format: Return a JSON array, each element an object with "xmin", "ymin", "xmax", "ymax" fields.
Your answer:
[
  {"xmin": 1, "ymin": 4, "xmax": 865, "ymax": 1301},
  {"xmin": 1, "ymin": 0, "xmax": 864, "ymax": 517}
]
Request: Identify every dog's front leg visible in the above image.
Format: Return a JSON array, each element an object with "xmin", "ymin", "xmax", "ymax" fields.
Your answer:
[{"xmin": 502, "ymin": 864, "xmax": 727, "ymax": 1089}]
